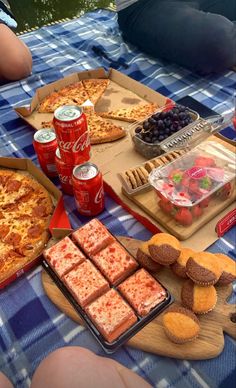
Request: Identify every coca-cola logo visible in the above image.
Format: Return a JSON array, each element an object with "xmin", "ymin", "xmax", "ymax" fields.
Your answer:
[
  {"xmin": 58, "ymin": 131, "xmax": 90, "ymax": 153},
  {"xmin": 59, "ymin": 174, "xmax": 72, "ymax": 184},
  {"xmin": 95, "ymin": 185, "xmax": 104, "ymax": 204}
]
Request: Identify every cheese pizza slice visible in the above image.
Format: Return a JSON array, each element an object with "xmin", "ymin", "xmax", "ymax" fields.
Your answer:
[
  {"xmin": 87, "ymin": 113, "xmax": 126, "ymax": 144},
  {"xmin": 82, "ymin": 79, "xmax": 110, "ymax": 105},
  {"xmin": 98, "ymin": 103, "xmax": 159, "ymax": 123}
]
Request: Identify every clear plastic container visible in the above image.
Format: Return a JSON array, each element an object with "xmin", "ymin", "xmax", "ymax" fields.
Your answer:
[
  {"xmin": 130, "ymin": 104, "xmax": 199, "ymax": 159},
  {"xmin": 149, "ymin": 141, "xmax": 235, "ymax": 226}
]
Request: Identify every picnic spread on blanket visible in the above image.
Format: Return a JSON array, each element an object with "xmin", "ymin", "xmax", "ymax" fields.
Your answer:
[{"xmin": 0, "ymin": 9, "xmax": 235, "ymax": 388}]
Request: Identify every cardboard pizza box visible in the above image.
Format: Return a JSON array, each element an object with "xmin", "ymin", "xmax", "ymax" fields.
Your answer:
[
  {"xmin": 14, "ymin": 67, "xmax": 168, "ymax": 131},
  {"xmin": 0, "ymin": 156, "xmax": 72, "ymax": 289}
]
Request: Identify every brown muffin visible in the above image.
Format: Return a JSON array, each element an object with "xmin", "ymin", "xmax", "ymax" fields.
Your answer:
[
  {"xmin": 148, "ymin": 233, "xmax": 181, "ymax": 266},
  {"xmin": 162, "ymin": 305, "xmax": 200, "ymax": 344},
  {"xmin": 186, "ymin": 252, "xmax": 222, "ymax": 286},
  {"xmin": 136, "ymin": 241, "xmax": 163, "ymax": 272},
  {"xmin": 214, "ymin": 253, "xmax": 236, "ymax": 286},
  {"xmin": 171, "ymin": 247, "xmax": 195, "ymax": 278},
  {"xmin": 181, "ymin": 279, "xmax": 217, "ymax": 314}
]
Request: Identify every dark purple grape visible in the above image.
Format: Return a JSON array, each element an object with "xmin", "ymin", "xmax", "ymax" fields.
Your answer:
[
  {"xmin": 135, "ymin": 126, "xmax": 142, "ymax": 134},
  {"xmin": 173, "ymin": 121, "xmax": 179, "ymax": 129},
  {"xmin": 151, "ymin": 136, "xmax": 158, "ymax": 143},
  {"xmin": 159, "ymin": 111, "xmax": 167, "ymax": 120},
  {"xmin": 144, "ymin": 135, "xmax": 152, "ymax": 143},
  {"xmin": 179, "ymin": 112, "xmax": 186, "ymax": 120},
  {"xmin": 153, "ymin": 113, "xmax": 160, "ymax": 121},
  {"xmin": 158, "ymin": 135, "xmax": 165, "ymax": 142},
  {"xmin": 177, "ymin": 125, "xmax": 182, "ymax": 131},
  {"xmin": 143, "ymin": 120, "xmax": 150, "ymax": 130},
  {"xmin": 148, "ymin": 117, "xmax": 156, "ymax": 125},
  {"xmin": 157, "ymin": 120, "xmax": 165, "ymax": 130},
  {"xmin": 153, "ymin": 128, "xmax": 159, "ymax": 136},
  {"xmin": 159, "ymin": 129, "xmax": 165, "ymax": 135},
  {"xmin": 165, "ymin": 127, "xmax": 171, "ymax": 135},
  {"xmin": 173, "ymin": 113, "xmax": 178, "ymax": 121},
  {"xmin": 164, "ymin": 118, "xmax": 172, "ymax": 128}
]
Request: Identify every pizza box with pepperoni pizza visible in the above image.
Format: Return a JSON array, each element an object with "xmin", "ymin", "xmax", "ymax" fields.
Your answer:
[{"xmin": 0, "ymin": 156, "xmax": 72, "ymax": 289}]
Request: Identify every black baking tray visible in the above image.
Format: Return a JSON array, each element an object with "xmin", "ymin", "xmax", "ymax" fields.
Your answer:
[{"xmin": 42, "ymin": 229, "xmax": 174, "ymax": 353}]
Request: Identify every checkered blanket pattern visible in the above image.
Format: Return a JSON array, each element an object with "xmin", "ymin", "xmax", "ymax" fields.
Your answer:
[{"xmin": 0, "ymin": 9, "xmax": 235, "ymax": 388}]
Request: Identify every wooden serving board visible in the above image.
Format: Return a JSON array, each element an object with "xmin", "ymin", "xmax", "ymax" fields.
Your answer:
[
  {"xmin": 123, "ymin": 186, "xmax": 236, "ymax": 240},
  {"xmin": 42, "ymin": 236, "xmax": 236, "ymax": 360}
]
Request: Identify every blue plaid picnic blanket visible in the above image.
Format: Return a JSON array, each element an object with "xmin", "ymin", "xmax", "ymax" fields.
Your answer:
[{"xmin": 0, "ymin": 9, "xmax": 235, "ymax": 388}]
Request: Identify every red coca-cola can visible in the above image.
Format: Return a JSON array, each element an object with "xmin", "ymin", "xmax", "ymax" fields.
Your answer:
[
  {"xmin": 53, "ymin": 105, "xmax": 90, "ymax": 165},
  {"xmin": 72, "ymin": 162, "xmax": 105, "ymax": 216},
  {"xmin": 33, "ymin": 129, "xmax": 57, "ymax": 177},
  {"xmin": 55, "ymin": 148, "xmax": 74, "ymax": 195}
]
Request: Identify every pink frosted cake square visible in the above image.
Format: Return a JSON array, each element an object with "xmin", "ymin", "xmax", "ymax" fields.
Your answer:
[
  {"xmin": 63, "ymin": 260, "xmax": 109, "ymax": 308},
  {"xmin": 85, "ymin": 289, "xmax": 137, "ymax": 343},
  {"xmin": 91, "ymin": 241, "xmax": 138, "ymax": 285},
  {"xmin": 43, "ymin": 236, "xmax": 85, "ymax": 277},
  {"xmin": 118, "ymin": 268, "xmax": 167, "ymax": 316},
  {"xmin": 72, "ymin": 218, "xmax": 115, "ymax": 256}
]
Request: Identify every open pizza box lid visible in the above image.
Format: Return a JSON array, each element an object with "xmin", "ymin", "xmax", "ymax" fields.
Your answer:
[{"xmin": 0, "ymin": 157, "xmax": 72, "ymax": 289}]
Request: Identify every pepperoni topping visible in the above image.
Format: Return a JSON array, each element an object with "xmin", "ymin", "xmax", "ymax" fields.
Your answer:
[
  {"xmin": 19, "ymin": 189, "xmax": 34, "ymax": 202},
  {"xmin": 4, "ymin": 232, "xmax": 22, "ymax": 247},
  {"xmin": 32, "ymin": 205, "xmax": 47, "ymax": 218},
  {"xmin": 27, "ymin": 224, "xmax": 42, "ymax": 238},
  {"xmin": 9, "ymin": 249, "xmax": 24, "ymax": 258},
  {"xmin": 0, "ymin": 174, "xmax": 12, "ymax": 187},
  {"xmin": 1, "ymin": 202, "xmax": 19, "ymax": 211},
  {"xmin": 0, "ymin": 225, "xmax": 10, "ymax": 239},
  {"xmin": 5, "ymin": 179, "xmax": 22, "ymax": 193}
]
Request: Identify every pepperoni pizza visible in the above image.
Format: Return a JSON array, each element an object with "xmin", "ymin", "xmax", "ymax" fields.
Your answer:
[{"xmin": 0, "ymin": 169, "xmax": 54, "ymax": 284}]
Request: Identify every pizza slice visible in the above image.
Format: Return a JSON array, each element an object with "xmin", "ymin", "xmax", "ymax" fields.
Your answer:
[
  {"xmin": 38, "ymin": 92, "xmax": 77, "ymax": 113},
  {"xmin": 98, "ymin": 103, "xmax": 159, "ymax": 123},
  {"xmin": 82, "ymin": 79, "xmax": 110, "ymax": 105},
  {"xmin": 87, "ymin": 113, "xmax": 126, "ymax": 144},
  {"xmin": 58, "ymin": 81, "xmax": 90, "ymax": 105}
]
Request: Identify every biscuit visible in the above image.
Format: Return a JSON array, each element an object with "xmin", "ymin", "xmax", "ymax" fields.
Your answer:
[
  {"xmin": 120, "ymin": 172, "xmax": 132, "ymax": 190},
  {"xmin": 171, "ymin": 247, "xmax": 195, "ymax": 279},
  {"xmin": 136, "ymin": 241, "xmax": 163, "ymax": 272},
  {"xmin": 181, "ymin": 279, "xmax": 217, "ymax": 314},
  {"xmin": 215, "ymin": 253, "xmax": 236, "ymax": 285},
  {"xmin": 148, "ymin": 233, "xmax": 181, "ymax": 266},
  {"xmin": 137, "ymin": 166, "xmax": 149, "ymax": 184},
  {"xmin": 126, "ymin": 170, "xmax": 137, "ymax": 189},
  {"xmin": 152, "ymin": 158, "xmax": 164, "ymax": 168},
  {"xmin": 145, "ymin": 161, "xmax": 155, "ymax": 172},
  {"xmin": 186, "ymin": 252, "xmax": 222, "ymax": 286},
  {"xmin": 162, "ymin": 305, "xmax": 200, "ymax": 344},
  {"xmin": 132, "ymin": 168, "xmax": 142, "ymax": 187}
]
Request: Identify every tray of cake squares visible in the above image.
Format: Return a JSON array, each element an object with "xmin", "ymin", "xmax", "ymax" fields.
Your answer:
[{"xmin": 42, "ymin": 218, "xmax": 173, "ymax": 353}]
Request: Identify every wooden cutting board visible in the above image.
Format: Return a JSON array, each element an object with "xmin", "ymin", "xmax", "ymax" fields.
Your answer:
[
  {"xmin": 123, "ymin": 186, "xmax": 236, "ymax": 240},
  {"xmin": 42, "ymin": 236, "xmax": 236, "ymax": 360}
]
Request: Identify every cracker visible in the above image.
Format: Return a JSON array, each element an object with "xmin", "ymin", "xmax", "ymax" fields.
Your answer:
[{"xmin": 126, "ymin": 170, "xmax": 138, "ymax": 189}]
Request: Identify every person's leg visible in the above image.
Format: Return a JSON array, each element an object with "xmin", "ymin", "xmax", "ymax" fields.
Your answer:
[
  {"xmin": 118, "ymin": 0, "xmax": 236, "ymax": 74},
  {"xmin": 0, "ymin": 23, "xmax": 32, "ymax": 81},
  {"xmin": 0, "ymin": 372, "xmax": 13, "ymax": 388},
  {"xmin": 198, "ymin": 0, "xmax": 236, "ymax": 21},
  {"xmin": 31, "ymin": 346, "xmax": 151, "ymax": 388}
]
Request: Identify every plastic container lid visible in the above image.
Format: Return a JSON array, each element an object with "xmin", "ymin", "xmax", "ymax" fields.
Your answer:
[{"xmin": 149, "ymin": 140, "xmax": 236, "ymax": 208}]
